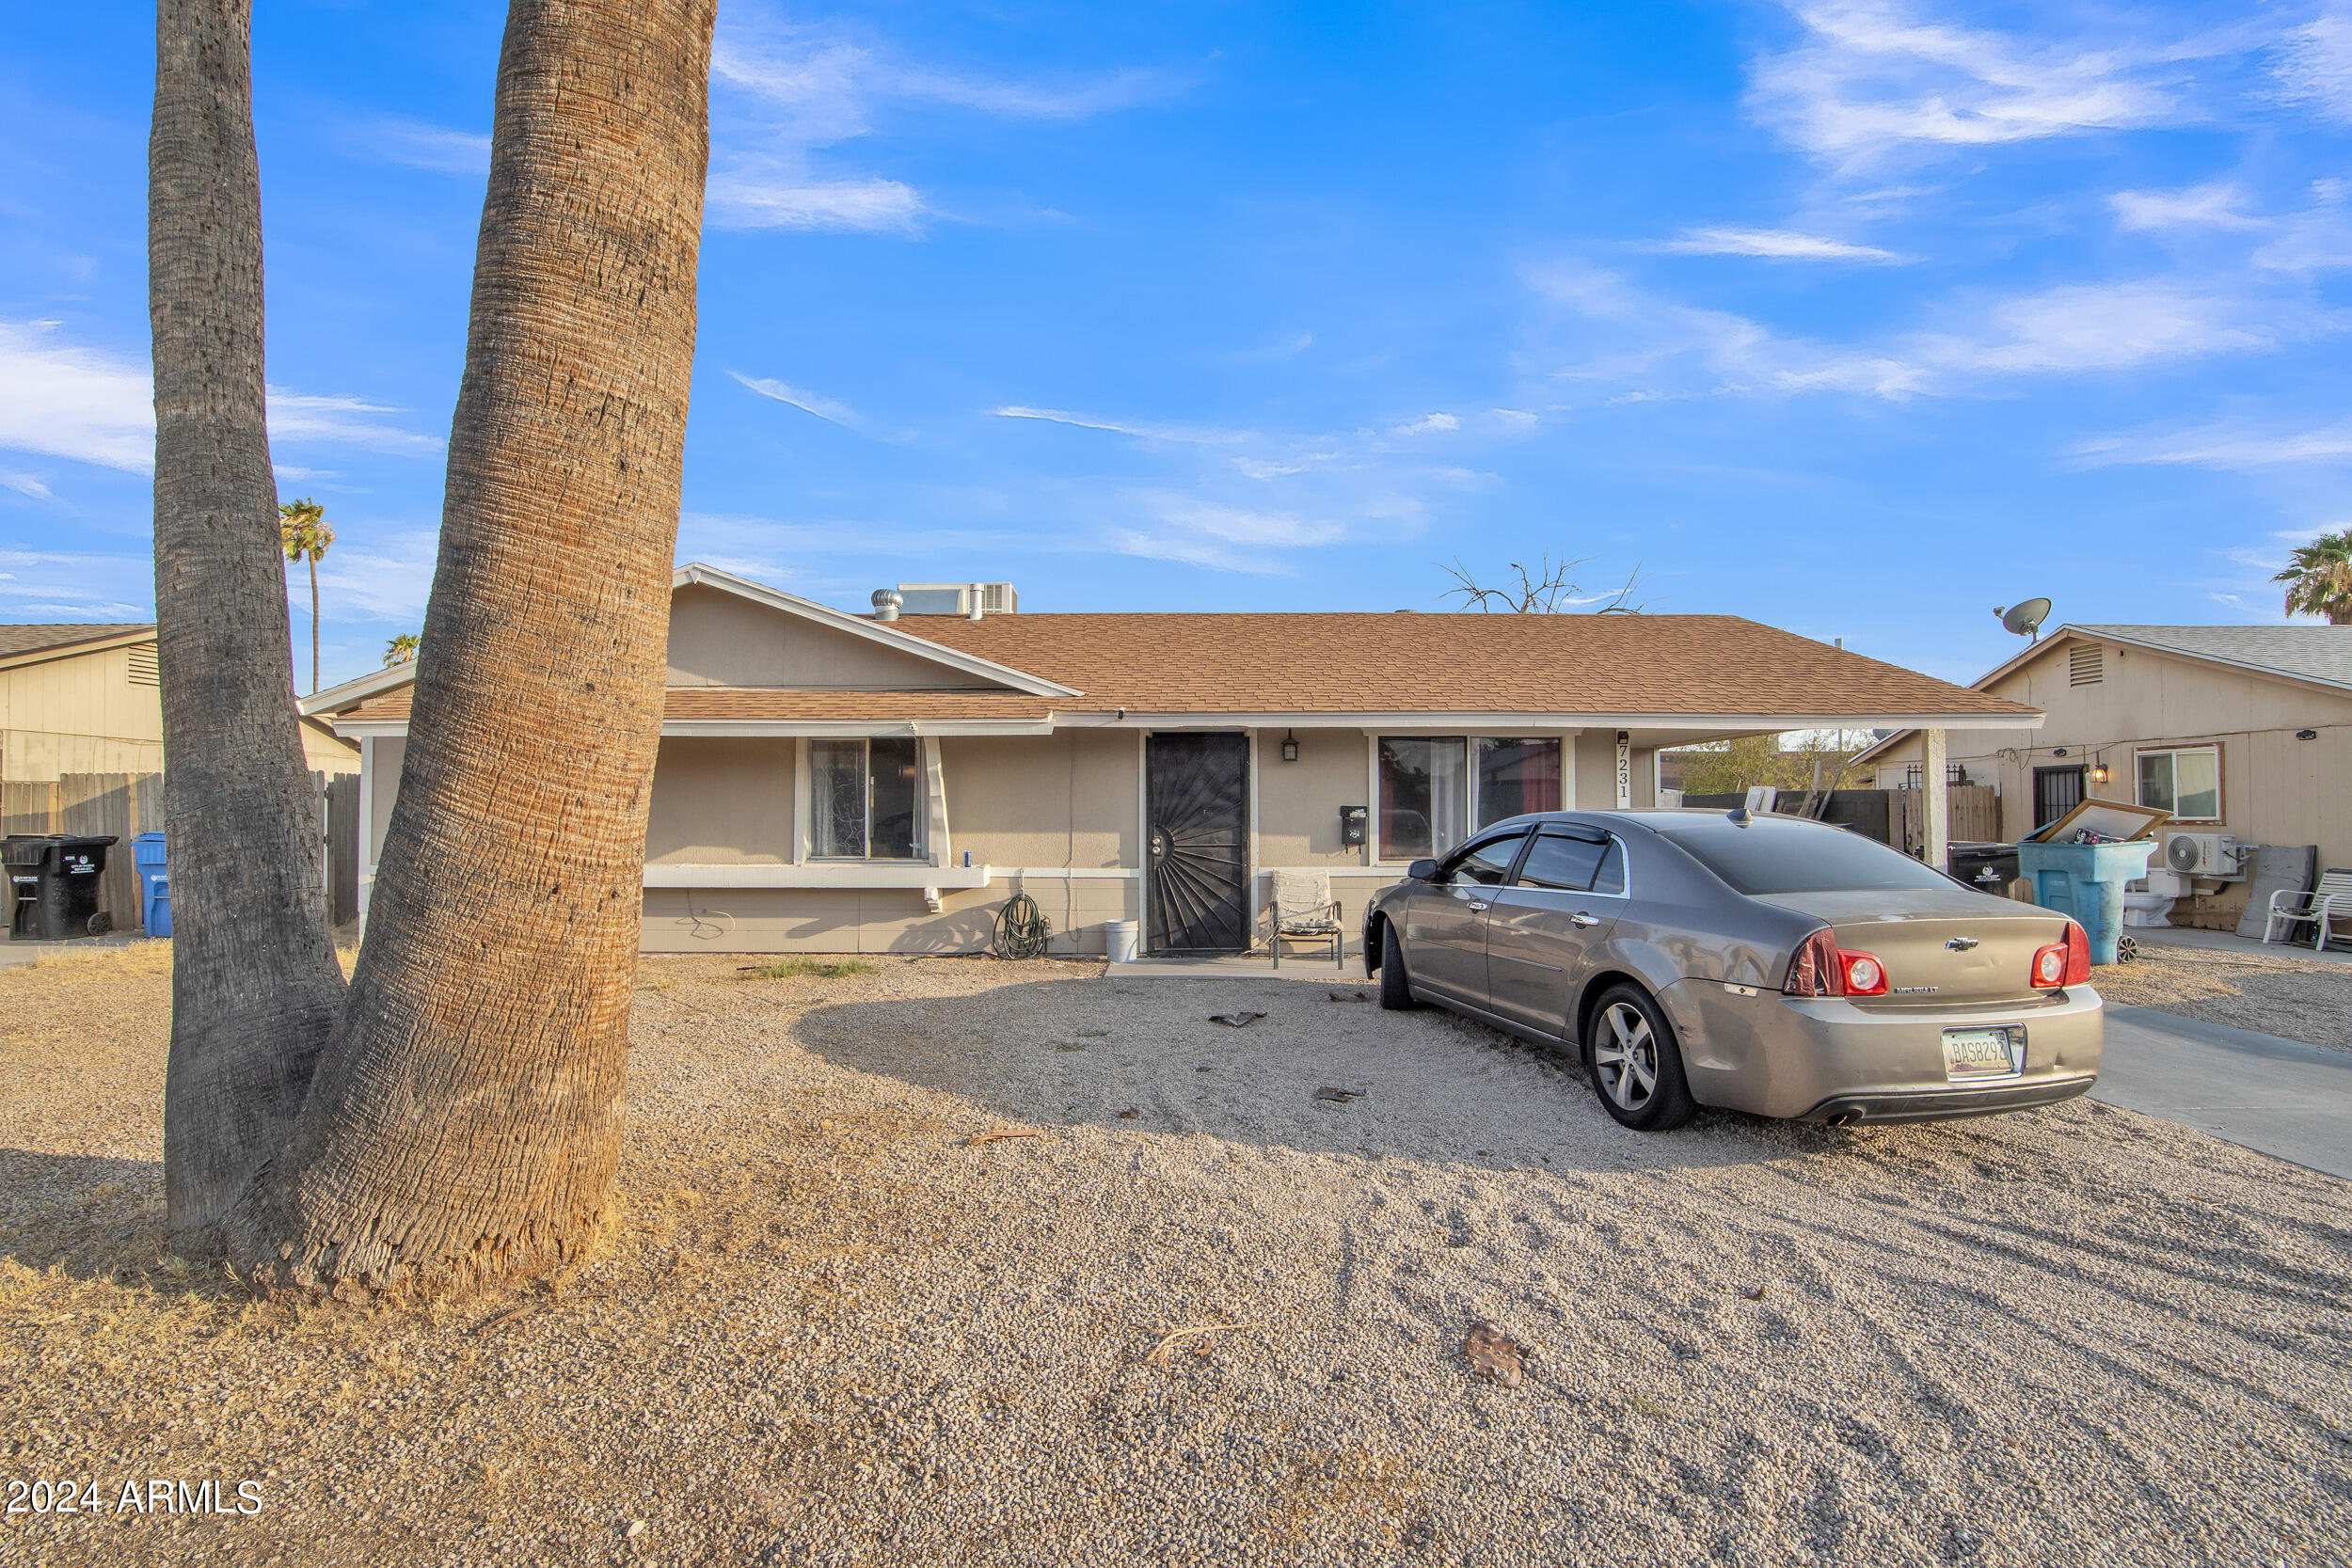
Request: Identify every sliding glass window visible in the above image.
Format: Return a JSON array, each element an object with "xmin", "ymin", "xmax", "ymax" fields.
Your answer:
[
  {"xmin": 810, "ymin": 737, "xmax": 925, "ymax": 860},
  {"xmin": 1378, "ymin": 736, "xmax": 1561, "ymax": 860}
]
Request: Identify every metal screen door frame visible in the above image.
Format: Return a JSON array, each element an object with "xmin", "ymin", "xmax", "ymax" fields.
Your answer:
[{"xmin": 1145, "ymin": 731, "xmax": 1250, "ymax": 954}]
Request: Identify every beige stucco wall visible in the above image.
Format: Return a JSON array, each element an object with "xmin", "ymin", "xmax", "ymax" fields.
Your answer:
[
  {"xmin": 0, "ymin": 641, "xmax": 166, "ymax": 782},
  {"xmin": 1255, "ymin": 726, "xmax": 1369, "ymax": 867},
  {"xmin": 645, "ymin": 737, "xmax": 796, "ymax": 863},
  {"xmin": 641, "ymin": 879, "xmax": 1141, "ymax": 957},
  {"xmin": 942, "ymin": 730, "xmax": 1137, "ymax": 868},
  {"xmin": 666, "ymin": 584, "xmax": 1003, "ymax": 689},
  {"xmin": 368, "ymin": 735, "xmax": 407, "ymax": 869},
  {"xmin": 1858, "ymin": 636, "xmax": 2352, "ymax": 923}
]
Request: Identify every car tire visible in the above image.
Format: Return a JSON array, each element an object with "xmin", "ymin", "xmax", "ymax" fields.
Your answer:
[
  {"xmin": 1582, "ymin": 983, "xmax": 1696, "ymax": 1131},
  {"xmin": 1377, "ymin": 922, "xmax": 1417, "ymax": 1010}
]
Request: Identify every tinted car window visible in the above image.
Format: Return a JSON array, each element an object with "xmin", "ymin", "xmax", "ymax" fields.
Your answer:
[
  {"xmin": 1517, "ymin": 833, "xmax": 1608, "ymax": 892},
  {"xmin": 1652, "ymin": 816, "xmax": 1951, "ymax": 895},
  {"xmin": 1442, "ymin": 832, "xmax": 1525, "ymax": 886},
  {"xmin": 1517, "ymin": 833, "xmax": 1629, "ymax": 895}
]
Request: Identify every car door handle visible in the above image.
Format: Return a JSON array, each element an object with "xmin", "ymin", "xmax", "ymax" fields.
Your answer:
[
  {"xmin": 1467, "ymin": 901, "xmax": 1489, "ymax": 912},
  {"xmin": 1568, "ymin": 911, "xmax": 1601, "ymax": 927}
]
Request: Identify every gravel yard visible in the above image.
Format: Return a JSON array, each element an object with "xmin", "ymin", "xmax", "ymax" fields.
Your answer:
[
  {"xmin": 2097, "ymin": 940, "xmax": 2352, "ymax": 1050},
  {"xmin": 2, "ymin": 945, "xmax": 2348, "ymax": 1566}
]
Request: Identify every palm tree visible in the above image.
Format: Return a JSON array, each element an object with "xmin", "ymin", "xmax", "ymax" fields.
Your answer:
[
  {"xmin": 151, "ymin": 0, "xmax": 349, "ymax": 1235},
  {"xmin": 217, "ymin": 0, "xmax": 718, "ymax": 1295},
  {"xmin": 2275, "ymin": 530, "xmax": 2352, "ymax": 625},
  {"xmin": 279, "ymin": 497, "xmax": 334, "ymax": 690},
  {"xmin": 382, "ymin": 632, "xmax": 420, "ymax": 666}
]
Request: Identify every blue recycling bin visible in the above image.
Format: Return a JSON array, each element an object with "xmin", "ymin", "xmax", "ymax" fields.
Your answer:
[
  {"xmin": 133, "ymin": 832, "xmax": 170, "ymax": 937},
  {"xmin": 2016, "ymin": 838, "xmax": 2154, "ymax": 966}
]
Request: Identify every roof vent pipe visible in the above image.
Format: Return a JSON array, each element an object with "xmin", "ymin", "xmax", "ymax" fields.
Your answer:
[
  {"xmin": 967, "ymin": 583, "xmax": 985, "ymax": 621},
  {"xmin": 871, "ymin": 588, "xmax": 902, "ymax": 623}
]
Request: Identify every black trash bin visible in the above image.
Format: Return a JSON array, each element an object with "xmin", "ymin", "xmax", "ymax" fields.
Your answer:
[
  {"xmin": 1946, "ymin": 840, "xmax": 2021, "ymax": 894},
  {"xmin": 5, "ymin": 834, "xmax": 119, "ymax": 941}
]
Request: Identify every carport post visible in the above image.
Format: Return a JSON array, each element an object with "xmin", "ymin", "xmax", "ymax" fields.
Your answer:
[{"xmin": 1923, "ymin": 728, "xmax": 1948, "ymax": 872}]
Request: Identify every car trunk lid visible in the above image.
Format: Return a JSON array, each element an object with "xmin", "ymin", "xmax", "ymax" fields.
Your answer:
[{"xmin": 1762, "ymin": 889, "xmax": 2073, "ymax": 1005}]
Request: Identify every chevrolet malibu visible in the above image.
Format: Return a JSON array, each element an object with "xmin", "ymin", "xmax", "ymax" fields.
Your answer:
[{"xmin": 1363, "ymin": 809, "xmax": 2102, "ymax": 1130}]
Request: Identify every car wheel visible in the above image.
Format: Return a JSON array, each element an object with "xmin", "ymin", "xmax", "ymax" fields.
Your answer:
[
  {"xmin": 1378, "ymin": 921, "xmax": 1416, "ymax": 1010},
  {"xmin": 1583, "ymin": 984, "xmax": 1695, "ymax": 1131}
]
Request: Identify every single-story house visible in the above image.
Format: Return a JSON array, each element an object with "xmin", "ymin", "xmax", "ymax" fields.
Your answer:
[
  {"xmin": 1851, "ymin": 624, "xmax": 2352, "ymax": 929},
  {"xmin": 0, "ymin": 621, "xmax": 360, "ymax": 785},
  {"xmin": 303, "ymin": 565, "xmax": 2041, "ymax": 956}
]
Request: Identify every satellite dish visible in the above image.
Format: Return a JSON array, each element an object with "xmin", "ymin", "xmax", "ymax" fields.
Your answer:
[{"xmin": 1994, "ymin": 597, "xmax": 2053, "ymax": 641}]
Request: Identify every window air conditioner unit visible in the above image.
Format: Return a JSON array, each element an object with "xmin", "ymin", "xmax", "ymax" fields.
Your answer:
[{"xmin": 2163, "ymin": 832, "xmax": 2244, "ymax": 879}]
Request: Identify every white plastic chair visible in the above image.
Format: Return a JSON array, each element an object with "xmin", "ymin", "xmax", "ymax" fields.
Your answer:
[
  {"xmin": 1268, "ymin": 869, "xmax": 1344, "ymax": 971},
  {"xmin": 2265, "ymin": 867, "xmax": 2352, "ymax": 952}
]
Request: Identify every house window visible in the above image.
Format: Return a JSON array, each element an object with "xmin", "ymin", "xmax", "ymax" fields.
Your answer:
[
  {"xmin": 810, "ymin": 737, "xmax": 925, "ymax": 859},
  {"xmin": 1377, "ymin": 736, "xmax": 1561, "ymax": 860},
  {"xmin": 2136, "ymin": 745, "xmax": 2220, "ymax": 823}
]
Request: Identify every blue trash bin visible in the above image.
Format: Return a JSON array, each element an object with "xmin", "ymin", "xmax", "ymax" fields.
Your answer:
[
  {"xmin": 2016, "ymin": 838, "xmax": 2155, "ymax": 965},
  {"xmin": 133, "ymin": 832, "xmax": 170, "ymax": 937}
]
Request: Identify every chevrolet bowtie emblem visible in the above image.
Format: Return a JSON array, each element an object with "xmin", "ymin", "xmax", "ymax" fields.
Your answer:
[{"xmin": 1947, "ymin": 937, "xmax": 1980, "ymax": 951}]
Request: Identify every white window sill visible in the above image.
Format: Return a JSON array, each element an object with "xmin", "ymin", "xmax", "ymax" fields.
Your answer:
[{"xmin": 643, "ymin": 863, "xmax": 992, "ymax": 891}]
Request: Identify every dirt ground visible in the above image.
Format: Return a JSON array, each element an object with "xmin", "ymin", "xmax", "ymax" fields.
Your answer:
[
  {"xmin": 2095, "ymin": 940, "xmax": 2352, "ymax": 1050},
  {"xmin": 1, "ymin": 945, "xmax": 2348, "ymax": 1567}
]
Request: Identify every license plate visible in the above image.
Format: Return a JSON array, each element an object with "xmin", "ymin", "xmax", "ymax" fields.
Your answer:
[{"xmin": 1942, "ymin": 1026, "xmax": 2025, "ymax": 1082}]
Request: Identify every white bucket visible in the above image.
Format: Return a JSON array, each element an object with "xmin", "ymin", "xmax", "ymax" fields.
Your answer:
[{"xmin": 1104, "ymin": 919, "xmax": 1140, "ymax": 963}]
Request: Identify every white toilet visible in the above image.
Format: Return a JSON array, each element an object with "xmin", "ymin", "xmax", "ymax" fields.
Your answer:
[{"xmin": 2122, "ymin": 866, "xmax": 2188, "ymax": 927}]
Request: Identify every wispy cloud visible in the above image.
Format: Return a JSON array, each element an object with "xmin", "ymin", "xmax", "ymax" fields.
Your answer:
[
  {"xmin": 992, "ymin": 404, "xmax": 1254, "ymax": 447},
  {"xmin": 1532, "ymin": 263, "xmax": 2325, "ymax": 400},
  {"xmin": 707, "ymin": 18, "xmax": 1175, "ymax": 234},
  {"xmin": 1390, "ymin": 412, "xmax": 1460, "ymax": 436},
  {"xmin": 346, "ymin": 115, "xmax": 491, "ymax": 177},
  {"xmin": 266, "ymin": 390, "xmax": 441, "ymax": 454},
  {"xmin": 2273, "ymin": 8, "xmax": 2352, "ymax": 122},
  {"xmin": 1748, "ymin": 1, "xmax": 2224, "ymax": 169},
  {"xmin": 2076, "ymin": 419, "xmax": 2352, "ymax": 469},
  {"xmin": 0, "ymin": 321, "xmax": 152, "ymax": 470},
  {"xmin": 0, "ymin": 548, "xmax": 150, "ymax": 619},
  {"xmin": 2110, "ymin": 182, "xmax": 2262, "ymax": 231},
  {"xmin": 310, "ymin": 529, "xmax": 441, "ymax": 622},
  {"xmin": 730, "ymin": 370, "xmax": 867, "ymax": 430},
  {"xmin": 1, "ymin": 471, "xmax": 56, "ymax": 501},
  {"xmin": 0, "ymin": 320, "xmax": 440, "ymax": 472},
  {"xmin": 1655, "ymin": 226, "xmax": 1905, "ymax": 261}
]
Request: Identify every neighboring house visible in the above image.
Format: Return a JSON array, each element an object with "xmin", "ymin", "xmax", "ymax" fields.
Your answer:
[
  {"xmin": 304, "ymin": 564, "xmax": 2040, "ymax": 957},
  {"xmin": 0, "ymin": 622, "xmax": 360, "ymax": 785},
  {"xmin": 1852, "ymin": 625, "xmax": 2352, "ymax": 928}
]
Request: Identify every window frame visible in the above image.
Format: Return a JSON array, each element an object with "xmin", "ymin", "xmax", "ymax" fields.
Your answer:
[
  {"xmin": 2133, "ymin": 742, "xmax": 2223, "ymax": 825},
  {"xmin": 1376, "ymin": 735, "xmax": 1563, "ymax": 863},
  {"xmin": 808, "ymin": 736, "xmax": 929, "ymax": 863},
  {"xmin": 1511, "ymin": 828, "xmax": 1633, "ymax": 900},
  {"xmin": 1433, "ymin": 828, "xmax": 1534, "ymax": 888}
]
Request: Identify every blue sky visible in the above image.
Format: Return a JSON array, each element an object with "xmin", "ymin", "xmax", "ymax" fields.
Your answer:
[{"xmin": 4, "ymin": 2, "xmax": 2350, "ymax": 690}]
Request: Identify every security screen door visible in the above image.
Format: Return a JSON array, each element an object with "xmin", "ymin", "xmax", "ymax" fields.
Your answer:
[{"xmin": 1145, "ymin": 732, "xmax": 1249, "ymax": 954}]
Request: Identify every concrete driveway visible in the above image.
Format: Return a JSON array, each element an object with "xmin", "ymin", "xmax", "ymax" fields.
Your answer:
[{"xmin": 2093, "ymin": 1006, "xmax": 2352, "ymax": 1180}]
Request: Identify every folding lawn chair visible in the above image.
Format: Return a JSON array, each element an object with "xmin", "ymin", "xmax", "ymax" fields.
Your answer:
[
  {"xmin": 1268, "ymin": 868, "xmax": 1345, "ymax": 972},
  {"xmin": 2265, "ymin": 867, "xmax": 2352, "ymax": 953}
]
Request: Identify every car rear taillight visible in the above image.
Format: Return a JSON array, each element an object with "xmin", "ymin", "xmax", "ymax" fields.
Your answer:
[
  {"xmin": 1785, "ymin": 929, "xmax": 1890, "ymax": 997},
  {"xmin": 1839, "ymin": 949, "xmax": 1890, "ymax": 996},
  {"xmin": 2030, "ymin": 920, "xmax": 2092, "ymax": 988}
]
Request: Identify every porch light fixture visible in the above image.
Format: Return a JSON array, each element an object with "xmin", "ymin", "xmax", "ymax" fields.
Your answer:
[
  {"xmin": 1280, "ymin": 728, "xmax": 1299, "ymax": 763},
  {"xmin": 2090, "ymin": 758, "xmax": 2109, "ymax": 784}
]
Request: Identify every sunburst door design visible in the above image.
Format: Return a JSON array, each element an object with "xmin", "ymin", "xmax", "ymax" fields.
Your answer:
[{"xmin": 1145, "ymin": 732, "xmax": 1249, "ymax": 954}]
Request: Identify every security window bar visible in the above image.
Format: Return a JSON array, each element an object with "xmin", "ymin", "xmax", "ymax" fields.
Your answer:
[
  {"xmin": 2137, "ymin": 745, "xmax": 2220, "ymax": 824},
  {"xmin": 1377, "ymin": 737, "xmax": 1561, "ymax": 861},
  {"xmin": 810, "ymin": 737, "xmax": 925, "ymax": 860}
]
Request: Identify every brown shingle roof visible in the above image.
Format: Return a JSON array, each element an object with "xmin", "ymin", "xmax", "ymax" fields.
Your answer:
[
  {"xmin": 0, "ymin": 623, "xmax": 152, "ymax": 662},
  {"xmin": 888, "ymin": 612, "xmax": 2037, "ymax": 719},
  {"xmin": 347, "ymin": 688, "xmax": 1056, "ymax": 724}
]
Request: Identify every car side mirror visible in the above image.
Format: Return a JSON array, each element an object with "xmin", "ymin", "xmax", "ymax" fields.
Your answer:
[{"xmin": 1406, "ymin": 858, "xmax": 1439, "ymax": 881}]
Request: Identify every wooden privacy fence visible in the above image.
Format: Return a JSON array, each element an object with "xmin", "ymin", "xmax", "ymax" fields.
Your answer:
[
  {"xmin": 1, "ymin": 771, "xmax": 358, "ymax": 933},
  {"xmin": 1889, "ymin": 785, "xmax": 1999, "ymax": 855}
]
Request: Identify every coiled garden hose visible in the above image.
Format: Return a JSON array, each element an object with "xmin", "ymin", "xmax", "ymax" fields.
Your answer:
[{"xmin": 994, "ymin": 891, "xmax": 1055, "ymax": 959}]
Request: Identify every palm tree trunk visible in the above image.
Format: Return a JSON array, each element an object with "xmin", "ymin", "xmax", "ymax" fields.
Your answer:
[
  {"xmin": 149, "ymin": 0, "xmax": 348, "ymax": 1241},
  {"xmin": 309, "ymin": 554, "xmax": 321, "ymax": 691},
  {"xmin": 224, "ymin": 0, "xmax": 715, "ymax": 1294}
]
